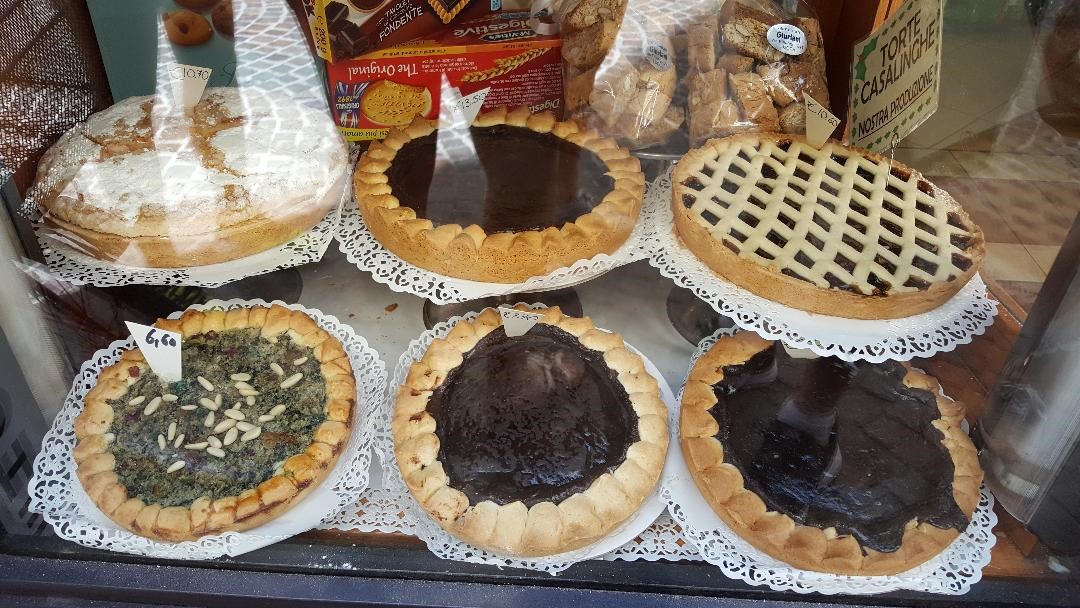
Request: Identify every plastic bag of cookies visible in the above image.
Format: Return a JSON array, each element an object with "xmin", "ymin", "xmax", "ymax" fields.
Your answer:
[
  {"xmin": 555, "ymin": 0, "xmax": 682, "ymax": 149},
  {"xmin": 683, "ymin": 0, "xmax": 828, "ymax": 145}
]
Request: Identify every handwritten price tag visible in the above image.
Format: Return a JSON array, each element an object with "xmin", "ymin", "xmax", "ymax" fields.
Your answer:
[
  {"xmin": 169, "ymin": 63, "xmax": 212, "ymax": 110},
  {"xmin": 125, "ymin": 321, "xmax": 182, "ymax": 381},
  {"xmin": 439, "ymin": 74, "xmax": 490, "ymax": 129},
  {"xmin": 499, "ymin": 307, "xmax": 543, "ymax": 337},
  {"xmin": 804, "ymin": 92, "xmax": 841, "ymax": 148}
]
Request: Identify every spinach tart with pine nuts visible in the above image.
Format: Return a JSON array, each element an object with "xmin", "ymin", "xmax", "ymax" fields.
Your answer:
[
  {"xmin": 680, "ymin": 331, "xmax": 984, "ymax": 575},
  {"xmin": 354, "ymin": 106, "xmax": 645, "ymax": 283},
  {"xmin": 72, "ymin": 305, "xmax": 355, "ymax": 542},
  {"xmin": 392, "ymin": 306, "xmax": 669, "ymax": 557}
]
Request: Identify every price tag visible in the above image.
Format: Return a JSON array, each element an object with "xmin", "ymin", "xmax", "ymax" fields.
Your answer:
[
  {"xmin": 804, "ymin": 92, "xmax": 840, "ymax": 148},
  {"xmin": 767, "ymin": 23, "xmax": 807, "ymax": 56},
  {"xmin": 126, "ymin": 321, "xmax": 182, "ymax": 381},
  {"xmin": 499, "ymin": 307, "xmax": 543, "ymax": 337},
  {"xmin": 169, "ymin": 63, "xmax": 212, "ymax": 110},
  {"xmin": 438, "ymin": 74, "xmax": 490, "ymax": 129}
]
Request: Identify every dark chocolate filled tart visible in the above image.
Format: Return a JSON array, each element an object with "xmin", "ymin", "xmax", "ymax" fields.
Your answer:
[
  {"xmin": 680, "ymin": 332, "xmax": 984, "ymax": 575},
  {"xmin": 393, "ymin": 306, "xmax": 669, "ymax": 557},
  {"xmin": 354, "ymin": 106, "xmax": 645, "ymax": 283}
]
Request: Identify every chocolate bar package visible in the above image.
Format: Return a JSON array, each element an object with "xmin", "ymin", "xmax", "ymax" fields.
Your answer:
[{"xmin": 306, "ymin": 0, "xmax": 525, "ymax": 62}]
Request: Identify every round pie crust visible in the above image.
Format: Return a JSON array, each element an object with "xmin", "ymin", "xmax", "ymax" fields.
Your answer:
[
  {"xmin": 392, "ymin": 306, "xmax": 669, "ymax": 557},
  {"xmin": 34, "ymin": 89, "xmax": 347, "ymax": 268},
  {"xmin": 672, "ymin": 133, "xmax": 987, "ymax": 319},
  {"xmin": 72, "ymin": 305, "xmax": 356, "ymax": 542},
  {"xmin": 680, "ymin": 331, "xmax": 984, "ymax": 576},
  {"xmin": 354, "ymin": 106, "xmax": 646, "ymax": 283}
]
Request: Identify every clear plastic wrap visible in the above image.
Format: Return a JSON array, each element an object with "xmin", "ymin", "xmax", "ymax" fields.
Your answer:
[
  {"xmin": 557, "ymin": 0, "xmax": 681, "ymax": 149},
  {"xmin": 553, "ymin": 0, "xmax": 827, "ymax": 150},
  {"xmin": 28, "ymin": 87, "xmax": 347, "ymax": 270},
  {"xmin": 684, "ymin": 0, "xmax": 828, "ymax": 145}
]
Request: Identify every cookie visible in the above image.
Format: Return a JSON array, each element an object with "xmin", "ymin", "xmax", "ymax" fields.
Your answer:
[
  {"xmin": 716, "ymin": 53, "xmax": 754, "ymax": 74},
  {"xmin": 794, "ymin": 16, "xmax": 823, "ymax": 48},
  {"xmin": 778, "ymin": 102, "xmax": 806, "ymax": 133},
  {"xmin": 562, "ymin": 18, "xmax": 620, "ymax": 70},
  {"xmin": 614, "ymin": 88, "xmax": 673, "ymax": 142},
  {"xmin": 566, "ymin": 67, "xmax": 598, "ymax": 112},
  {"xmin": 563, "ymin": 0, "xmax": 626, "ymax": 31},
  {"xmin": 426, "ymin": 0, "xmax": 474, "ymax": 24},
  {"xmin": 360, "ymin": 80, "xmax": 432, "ymax": 125},
  {"xmin": 757, "ymin": 61, "xmax": 829, "ymax": 106},
  {"xmin": 687, "ymin": 18, "xmax": 718, "ymax": 73},
  {"xmin": 688, "ymin": 69, "xmax": 728, "ymax": 108},
  {"xmin": 756, "ymin": 62, "xmax": 796, "ymax": 106},
  {"xmin": 728, "ymin": 72, "xmax": 779, "ymax": 131},
  {"xmin": 211, "ymin": 0, "xmax": 233, "ymax": 37},
  {"xmin": 638, "ymin": 61, "xmax": 677, "ymax": 97},
  {"xmin": 628, "ymin": 104, "xmax": 684, "ymax": 147},
  {"xmin": 722, "ymin": 17, "xmax": 784, "ymax": 63},
  {"xmin": 163, "ymin": 10, "xmax": 213, "ymax": 46},
  {"xmin": 689, "ymin": 99, "xmax": 743, "ymax": 144}
]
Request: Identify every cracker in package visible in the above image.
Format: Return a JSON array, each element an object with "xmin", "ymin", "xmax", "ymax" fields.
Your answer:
[
  {"xmin": 560, "ymin": 0, "xmax": 682, "ymax": 149},
  {"xmin": 558, "ymin": 0, "xmax": 628, "ymax": 71},
  {"xmin": 682, "ymin": 0, "xmax": 829, "ymax": 145}
]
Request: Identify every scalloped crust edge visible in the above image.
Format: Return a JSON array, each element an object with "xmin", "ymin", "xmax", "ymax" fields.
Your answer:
[
  {"xmin": 355, "ymin": 106, "xmax": 646, "ymax": 283},
  {"xmin": 679, "ymin": 331, "xmax": 984, "ymax": 576},
  {"xmin": 72, "ymin": 305, "xmax": 356, "ymax": 542},
  {"xmin": 392, "ymin": 305, "xmax": 669, "ymax": 557}
]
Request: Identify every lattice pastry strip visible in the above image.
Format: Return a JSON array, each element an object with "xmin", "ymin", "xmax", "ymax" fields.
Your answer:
[{"xmin": 677, "ymin": 136, "xmax": 982, "ymax": 297}]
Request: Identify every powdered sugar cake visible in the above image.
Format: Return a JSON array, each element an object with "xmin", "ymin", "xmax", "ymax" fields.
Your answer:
[{"xmin": 34, "ymin": 88, "xmax": 347, "ymax": 268}]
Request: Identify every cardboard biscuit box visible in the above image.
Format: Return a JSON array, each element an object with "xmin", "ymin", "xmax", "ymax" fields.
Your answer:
[
  {"xmin": 306, "ymin": 0, "xmax": 531, "ymax": 62},
  {"xmin": 325, "ymin": 11, "xmax": 562, "ymax": 140}
]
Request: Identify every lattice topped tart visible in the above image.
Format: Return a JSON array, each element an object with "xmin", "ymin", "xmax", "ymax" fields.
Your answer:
[
  {"xmin": 392, "ymin": 306, "xmax": 668, "ymax": 556},
  {"xmin": 354, "ymin": 106, "xmax": 645, "ymax": 283},
  {"xmin": 672, "ymin": 134, "xmax": 986, "ymax": 319},
  {"xmin": 681, "ymin": 332, "xmax": 983, "ymax": 575},
  {"xmin": 73, "ymin": 305, "xmax": 355, "ymax": 541}
]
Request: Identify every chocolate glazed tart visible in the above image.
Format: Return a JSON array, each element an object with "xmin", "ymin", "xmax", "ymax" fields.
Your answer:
[
  {"xmin": 392, "ymin": 306, "xmax": 669, "ymax": 557},
  {"xmin": 680, "ymin": 332, "xmax": 984, "ymax": 575},
  {"xmin": 354, "ymin": 106, "xmax": 645, "ymax": 283}
]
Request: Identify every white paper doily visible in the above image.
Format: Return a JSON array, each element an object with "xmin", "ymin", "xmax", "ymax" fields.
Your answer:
[
  {"xmin": 27, "ymin": 178, "xmax": 345, "ymax": 289},
  {"xmin": 662, "ymin": 328, "xmax": 998, "ymax": 595},
  {"xmin": 323, "ymin": 486, "xmax": 703, "ymax": 564},
  {"xmin": 324, "ymin": 305, "xmax": 695, "ymax": 574},
  {"xmin": 646, "ymin": 170, "xmax": 999, "ymax": 362},
  {"xmin": 335, "ymin": 168, "xmax": 659, "ymax": 304},
  {"xmin": 27, "ymin": 299, "xmax": 387, "ymax": 559}
]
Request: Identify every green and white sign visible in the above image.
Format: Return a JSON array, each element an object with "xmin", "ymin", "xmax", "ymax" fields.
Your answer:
[{"xmin": 848, "ymin": 0, "xmax": 943, "ymax": 151}]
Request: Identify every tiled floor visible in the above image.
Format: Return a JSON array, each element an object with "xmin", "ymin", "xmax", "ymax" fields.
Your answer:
[{"xmin": 897, "ymin": 5, "xmax": 1080, "ymax": 313}]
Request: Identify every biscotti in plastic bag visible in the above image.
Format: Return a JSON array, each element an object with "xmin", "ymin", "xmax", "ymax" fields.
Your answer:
[
  {"xmin": 554, "ymin": 0, "xmax": 682, "ymax": 149},
  {"xmin": 685, "ymin": 0, "xmax": 829, "ymax": 145}
]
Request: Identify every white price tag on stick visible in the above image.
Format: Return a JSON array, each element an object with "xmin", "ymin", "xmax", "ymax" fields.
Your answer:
[
  {"xmin": 438, "ymin": 73, "xmax": 489, "ymax": 129},
  {"xmin": 804, "ymin": 92, "xmax": 841, "ymax": 148},
  {"xmin": 125, "ymin": 321, "xmax": 182, "ymax": 382},
  {"xmin": 499, "ymin": 307, "xmax": 543, "ymax": 337},
  {"xmin": 169, "ymin": 63, "xmax": 212, "ymax": 110}
]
